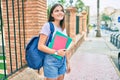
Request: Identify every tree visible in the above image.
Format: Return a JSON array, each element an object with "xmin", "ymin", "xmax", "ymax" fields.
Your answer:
[
  {"xmin": 101, "ymin": 13, "xmax": 111, "ymax": 27},
  {"xmin": 47, "ymin": 5, "xmax": 51, "ymax": 19},
  {"xmin": 58, "ymin": 0, "xmax": 70, "ymax": 9},
  {"xmin": 75, "ymin": 0, "xmax": 85, "ymax": 13},
  {"xmin": 101, "ymin": 13, "xmax": 111, "ymax": 22},
  {"xmin": 96, "ymin": 0, "xmax": 101, "ymax": 37},
  {"xmin": 58, "ymin": 0, "xmax": 66, "ymax": 5}
]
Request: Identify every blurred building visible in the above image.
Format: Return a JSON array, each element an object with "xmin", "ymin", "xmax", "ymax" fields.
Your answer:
[{"xmin": 101, "ymin": 7, "xmax": 120, "ymax": 31}]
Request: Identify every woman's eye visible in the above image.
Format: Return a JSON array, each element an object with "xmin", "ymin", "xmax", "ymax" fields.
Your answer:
[
  {"xmin": 54, "ymin": 9, "xmax": 64, "ymax": 13},
  {"xmin": 55, "ymin": 10, "xmax": 59, "ymax": 12},
  {"xmin": 61, "ymin": 10, "xmax": 64, "ymax": 12}
]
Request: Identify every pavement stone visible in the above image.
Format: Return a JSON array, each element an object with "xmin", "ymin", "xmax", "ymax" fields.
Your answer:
[
  {"xmin": 64, "ymin": 30, "xmax": 120, "ymax": 80},
  {"xmin": 9, "ymin": 68, "xmax": 44, "ymax": 80},
  {"xmin": 64, "ymin": 53, "xmax": 120, "ymax": 80}
]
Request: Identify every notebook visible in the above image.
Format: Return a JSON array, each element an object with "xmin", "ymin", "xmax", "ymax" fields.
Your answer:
[
  {"xmin": 52, "ymin": 35, "xmax": 67, "ymax": 50},
  {"xmin": 48, "ymin": 31, "xmax": 72, "ymax": 59}
]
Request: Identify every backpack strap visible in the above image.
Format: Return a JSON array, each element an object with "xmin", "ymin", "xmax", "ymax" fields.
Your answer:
[
  {"xmin": 49, "ymin": 22, "xmax": 54, "ymax": 33},
  {"xmin": 46, "ymin": 22, "xmax": 54, "ymax": 46}
]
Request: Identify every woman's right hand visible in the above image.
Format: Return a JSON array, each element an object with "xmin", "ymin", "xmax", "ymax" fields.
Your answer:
[{"xmin": 57, "ymin": 49, "xmax": 66, "ymax": 57}]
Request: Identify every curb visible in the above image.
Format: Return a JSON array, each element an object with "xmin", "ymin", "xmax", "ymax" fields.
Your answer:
[{"xmin": 109, "ymin": 56, "xmax": 120, "ymax": 78}]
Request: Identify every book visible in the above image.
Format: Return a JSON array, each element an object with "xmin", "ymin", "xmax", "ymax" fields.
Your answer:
[
  {"xmin": 54, "ymin": 31, "xmax": 72, "ymax": 49},
  {"xmin": 52, "ymin": 35, "xmax": 67, "ymax": 50},
  {"xmin": 48, "ymin": 31, "xmax": 72, "ymax": 59}
]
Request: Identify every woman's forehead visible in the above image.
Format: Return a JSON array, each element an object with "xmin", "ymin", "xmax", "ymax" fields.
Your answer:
[{"xmin": 54, "ymin": 5, "xmax": 63, "ymax": 10}]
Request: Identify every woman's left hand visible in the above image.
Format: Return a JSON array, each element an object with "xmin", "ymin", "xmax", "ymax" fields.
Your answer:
[{"xmin": 66, "ymin": 62, "xmax": 71, "ymax": 74}]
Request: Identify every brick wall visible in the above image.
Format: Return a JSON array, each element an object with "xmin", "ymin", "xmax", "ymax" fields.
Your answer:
[
  {"xmin": 82, "ymin": 11, "xmax": 87, "ymax": 33},
  {"xmin": 2, "ymin": 0, "xmax": 47, "ymax": 74},
  {"xmin": 24, "ymin": 0, "xmax": 47, "ymax": 42},
  {"xmin": 79, "ymin": 14, "xmax": 83, "ymax": 34},
  {"xmin": 66, "ymin": 7, "xmax": 77, "ymax": 42},
  {"xmin": 65, "ymin": 7, "xmax": 88, "ymax": 58}
]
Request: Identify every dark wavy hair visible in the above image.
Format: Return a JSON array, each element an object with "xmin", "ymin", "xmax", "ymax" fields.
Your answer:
[{"xmin": 48, "ymin": 4, "xmax": 65, "ymax": 29}]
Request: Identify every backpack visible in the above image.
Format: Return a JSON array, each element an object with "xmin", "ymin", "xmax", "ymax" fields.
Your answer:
[{"xmin": 25, "ymin": 22, "xmax": 54, "ymax": 70}]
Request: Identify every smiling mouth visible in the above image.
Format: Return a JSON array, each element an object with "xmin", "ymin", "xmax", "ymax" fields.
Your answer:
[{"xmin": 58, "ymin": 15, "xmax": 63, "ymax": 17}]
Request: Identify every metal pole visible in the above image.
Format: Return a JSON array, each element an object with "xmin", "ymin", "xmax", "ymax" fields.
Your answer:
[{"xmin": 96, "ymin": 0, "xmax": 101, "ymax": 37}]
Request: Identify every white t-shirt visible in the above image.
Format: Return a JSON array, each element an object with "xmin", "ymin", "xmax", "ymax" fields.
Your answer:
[{"xmin": 40, "ymin": 22, "xmax": 67, "ymax": 39}]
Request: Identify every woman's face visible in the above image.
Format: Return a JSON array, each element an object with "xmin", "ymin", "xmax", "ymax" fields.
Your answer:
[{"xmin": 52, "ymin": 5, "xmax": 64, "ymax": 21}]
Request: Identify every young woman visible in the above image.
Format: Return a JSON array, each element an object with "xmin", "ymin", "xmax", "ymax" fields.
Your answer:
[{"xmin": 38, "ymin": 4, "xmax": 70, "ymax": 80}]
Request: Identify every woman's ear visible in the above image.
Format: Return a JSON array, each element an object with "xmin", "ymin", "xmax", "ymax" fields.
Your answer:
[
  {"xmin": 51, "ymin": 13, "xmax": 54, "ymax": 21},
  {"xmin": 51, "ymin": 13, "xmax": 54, "ymax": 18}
]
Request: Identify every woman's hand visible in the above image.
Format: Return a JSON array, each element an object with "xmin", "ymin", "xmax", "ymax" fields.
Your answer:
[{"xmin": 57, "ymin": 49, "xmax": 66, "ymax": 57}]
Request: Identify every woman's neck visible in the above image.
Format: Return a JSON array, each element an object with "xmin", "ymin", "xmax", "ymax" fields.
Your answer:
[{"xmin": 53, "ymin": 21, "xmax": 60, "ymax": 27}]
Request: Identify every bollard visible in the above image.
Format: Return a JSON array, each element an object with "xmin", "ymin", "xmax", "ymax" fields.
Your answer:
[
  {"xmin": 110, "ymin": 33, "xmax": 114, "ymax": 43},
  {"xmin": 117, "ymin": 36, "xmax": 120, "ymax": 49},
  {"xmin": 113, "ymin": 34, "xmax": 120, "ymax": 46},
  {"xmin": 112, "ymin": 33, "xmax": 118, "ymax": 44},
  {"xmin": 114, "ymin": 34, "xmax": 120, "ymax": 46}
]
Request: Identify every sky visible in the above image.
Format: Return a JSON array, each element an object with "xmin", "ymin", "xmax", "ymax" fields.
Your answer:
[
  {"xmin": 66, "ymin": 0, "xmax": 120, "ymax": 15},
  {"xmin": 47, "ymin": 0, "xmax": 120, "ymax": 16},
  {"xmin": 79, "ymin": 0, "xmax": 120, "ymax": 15}
]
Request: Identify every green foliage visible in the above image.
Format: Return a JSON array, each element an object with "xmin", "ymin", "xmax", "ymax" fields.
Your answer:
[
  {"xmin": 0, "ymin": 74, "xmax": 8, "ymax": 80},
  {"xmin": 101, "ymin": 13, "xmax": 111, "ymax": 22},
  {"xmin": 0, "ymin": 63, "xmax": 4, "ymax": 69},
  {"xmin": 58, "ymin": 0, "xmax": 66, "ymax": 5},
  {"xmin": 88, "ymin": 24, "xmax": 93, "ymax": 30},
  {"xmin": 0, "ymin": 56, "xmax": 5, "ymax": 60},
  {"xmin": 0, "ymin": 74, "xmax": 4, "ymax": 79},
  {"xmin": 47, "ymin": 5, "xmax": 51, "ymax": 19},
  {"xmin": 75, "ymin": 0, "xmax": 85, "ymax": 13},
  {"xmin": 57, "ymin": 0, "xmax": 69, "ymax": 9}
]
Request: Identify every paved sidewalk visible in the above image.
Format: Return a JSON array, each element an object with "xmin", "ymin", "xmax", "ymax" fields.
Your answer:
[
  {"xmin": 8, "ymin": 30, "xmax": 120, "ymax": 80},
  {"xmin": 64, "ymin": 30, "xmax": 120, "ymax": 80}
]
